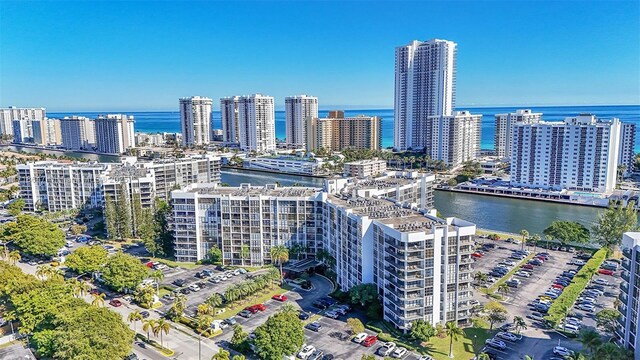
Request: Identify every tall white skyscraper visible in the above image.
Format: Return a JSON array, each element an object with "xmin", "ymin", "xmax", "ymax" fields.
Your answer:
[
  {"xmin": 95, "ymin": 114, "xmax": 135, "ymax": 154},
  {"xmin": 237, "ymin": 94, "xmax": 276, "ymax": 152},
  {"xmin": 285, "ymin": 95, "xmax": 318, "ymax": 147},
  {"xmin": 394, "ymin": 39, "xmax": 457, "ymax": 150},
  {"xmin": 428, "ymin": 111, "xmax": 482, "ymax": 167},
  {"xmin": 60, "ymin": 116, "xmax": 96, "ymax": 150},
  {"xmin": 220, "ymin": 96, "xmax": 240, "ymax": 144},
  {"xmin": 510, "ymin": 114, "xmax": 621, "ymax": 193},
  {"xmin": 617, "ymin": 232, "xmax": 640, "ymax": 356},
  {"xmin": 180, "ymin": 96, "xmax": 212, "ymax": 146},
  {"xmin": 494, "ymin": 109, "xmax": 543, "ymax": 158},
  {"xmin": 0, "ymin": 107, "xmax": 46, "ymax": 136},
  {"xmin": 618, "ymin": 123, "xmax": 636, "ymax": 175}
]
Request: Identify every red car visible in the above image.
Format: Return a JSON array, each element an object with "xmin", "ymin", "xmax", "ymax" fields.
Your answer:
[
  {"xmin": 245, "ymin": 304, "xmax": 267, "ymax": 313},
  {"xmin": 536, "ymin": 256, "xmax": 546, "ymax": 261},
  {"xmin": 471, "ymin": 253, "xmax": 484, "ymax": 258},
  {"xmin": 522, "ymin": 264, "xmax": 534, "ymax": 270},
  {"xmin": 362, "ymin": 335, "xmax": 377, "ymax": 347},
  {"xmin": 109, "ymin": 299, "xmax": 122, "ymax": 307},
  {"xmin": 598, "ymin": 269, "xmax": 614, "ymax": 276},
  {"xmin": 272, "ymin": 294, "xmax": 288, "ymax": 302},
  {"xmin": 89, "ymin": 289, "xmax": 100, "ymax": 295},
  {"xmin": 552, "ymin": 284, "xmax": 564, "ymax": 290}
]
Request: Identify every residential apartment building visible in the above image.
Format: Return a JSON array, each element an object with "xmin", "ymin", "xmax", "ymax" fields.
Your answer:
[
  {"xmin": 171, "ymin": 171, "xmax": 474, "ymax": 329},
  {"xmin": 617, "ymin": 232, "xmax": 640, "ymax": 358},
  {"xmin": 12, "ymin": 119, "xmax": 41, "ymax": 144},
  {"xmin": 95, "ymin": 114, "xmax": 135, "ymax": 154},
  {"xmin": 285, "ymin": 95, "xmax": 318, "ymax": 147},
  {"xmin": 427, "ymin": 111, "xmax": 482, "ymax": 167},
  {"xmin": 142, "ymin": 154, "xmax": 222, "ymax": 199},
  {"xmin": 510, "ymin": 114, "xmax": 622, "ymax": 193},
  {"xmin": 343, "ymin": 159, "xmax": 388, "ymax": 178},
  {"xmin": 180, "ymin": 96, "xmax": 212, "ymax": 146},
  {"xmin": 0, "ymin": 106, "xmax": 46, "ymax": 136},
  {"xmin": 306, "ymin": 112, "xmax": 382, "ymax": 152},
  {"xmin": 41, "ymin": 118, "xmax": 62, "ymax": 145},
  {"xmin": 494, "ymin": 109, "xmax": 543, "ymax": 158},
  {"xmin": 243, "ymin": 156, "xmax": 323, "ymax": 176},
  {"xmin": 221, "ymin": 96, "xmax": 240, "ymax": 144},
  {"xmin": 60, "ymin": 116, "xmax": 96, "ymax": 150},
  {"xmin": 394, "ymin": 39, "xmax": 457, "ymax": 151},
  {"xmin": 619, "ymin": 123, "xmax": 636, "ymax": 175},
  {"xmin": 237, "ymin": 94, "xmax": 276, "ymax": 152}
]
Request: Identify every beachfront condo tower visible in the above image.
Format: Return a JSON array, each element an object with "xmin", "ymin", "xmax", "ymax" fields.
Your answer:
[
  {"xmin": 494, "ymin": 109, "xmax": 543, "ymax": 159},
  {"xmin": 237, "ymin": 94, "xmax": 276, "ymax": 153},
  {"xmin": 285, "ymin": 95, "xmax": 318, "ymax": 147},
  {"xmin": 180, "ymin": 96, "xmax": 212, "ymax": 146}
]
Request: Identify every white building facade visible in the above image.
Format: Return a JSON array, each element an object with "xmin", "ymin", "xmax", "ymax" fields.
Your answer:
[
  {"xmin": 494, "ymin": 109, "xmax": 543, "ymax": 159},
  {"xmin": 237, "ymin": 94, "xmax": 276, "ymax": 152},
  {"xmin": 618, "ymin": 233, "xmax": 640, "ymax": 359},
  {"xmin": 221, "ymin": 96, "xmax": 240, "ymax": 145},
  {"xmin": 60, "ymin": 116, "xmax": 96, "ymax": 150},
  {"xmin": 510, "ymin": 114, "xmax": 622, "ymax": 193},
  {"xmin": 180, "ymin": 96, "xmax": 212, "ymax": 146},
  {"xmin": 285, "ymin": 95, "xmax": 318, "ymax": 147},
  {"xmin": 619, "ymin": 123, "xmax": 636, "ymax": 175},
  {"xmin": 95, "ymin": 114, "xmax": 135, "ymax": 154},
  {"xmin": 394, "ymin": 39, "xmax": 457, "ymax": 151},
  {"xmin": 428, "ymin": 111, "xmax": 482, "ymax": 167},
  {"xmin": 0, "ymin": 107, "xmax": 46, "ymax": 136}
]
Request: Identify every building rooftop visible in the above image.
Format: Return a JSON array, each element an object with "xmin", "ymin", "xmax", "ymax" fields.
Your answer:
[{"xmin": 184, "ymin": 183, "xmax": 321, "ymax": 198}]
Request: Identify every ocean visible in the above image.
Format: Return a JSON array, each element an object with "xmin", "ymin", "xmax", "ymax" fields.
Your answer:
[{"xmin": 49, "ymin": 104, "xmax": 640, "ymax": 151}]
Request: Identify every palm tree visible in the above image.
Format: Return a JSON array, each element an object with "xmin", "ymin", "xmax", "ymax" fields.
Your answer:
[
  {"xmin": 545, "ymin": 234, "xmax": 553, "ymax": 249},
  {"xmin": 280, "ymin": 303, "xmax": 297, "ymax": 314},
  {"xmin": 445, "ymin": 321, "xmax": 463, "ymax": 358},
  {"xmin": 128, "ymin": 310, "xmax": 143, "ymax": 332},
  {"xmin": 477, "ymin": 353, "xmax": 491, "ymax": 360},
  {"xmin": 7, "ymin": 250, "xmax": 20, "ymax": 265},
  {"xmin": 225, "ymin": 286, "xmax": 239, "ymax": 303},
  {"xmin": 530, "ymin": 234, "xmax": 541, "ymax": 252},
  {"xmin": 91, "ymin": 292, "xmax": 106, "ymax": 307},
  {"xmin": 207, "ymin": 293, "xmax": 223, "ymax": 309},
  {"xmin": 270, "ymin": 245, "xmax": 289, "ymax": 284},
  {"xmin": 513, "ymin": 316, "xmax": 527, "ymax": 334},
  {"xmin": 154, "ymin": 318, "xmax": 171, "ymax": 347},
  {"xmin": 474, "ymin": 272, "xmax": 487, "ymax": 285},
  {"xmin": 35, "ymin": 265, "xmax": 51, "ymax": 279},
  {"xmin": 566, "ymin": 352, "xmax": 586, "ymax": 360},
  {"xmin": 520, "ymin": 229, "xmax": 529, "ymax": 250},
  {"xmin": 142, "ymin": 319, "xmax": 156, "ymax": 341},
  {"xmin": 197, "ymin": 303, "xmax": 214, "ymax": 317},
  {"xmin": 578, "ymin": 329, "xmax": 602, "ymax": 354},
  {"xmin": 497, "ymin": 283, "xmax": 510, "ymax": 299},
  {"xmin": 150, "ymin": 270, "xmax": 164, "ymax": 294}
]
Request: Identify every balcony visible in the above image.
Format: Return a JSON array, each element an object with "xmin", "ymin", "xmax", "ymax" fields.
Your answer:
[{"xmin": 620, "ymin": 282, "xmax": 629, "ymax": 294}]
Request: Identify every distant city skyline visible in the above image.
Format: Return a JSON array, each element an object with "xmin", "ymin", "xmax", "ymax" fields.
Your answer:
[{"xmin": 1, "ymin": 1, "xmax": 639, "ymax": 110}]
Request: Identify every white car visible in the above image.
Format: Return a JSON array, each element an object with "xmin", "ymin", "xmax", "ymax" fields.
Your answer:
[
  {"xmin": 515, "ymin": 271, "xmax": 531, "ymax": 278},
  {"xmin": 188, "ymin": 284, "xmax": 201, "ymax": 292},
  {"xmin": 325, "ymin": 310, "xmax": 339, "ymax": 319},
  {"xmin": 391, "ymin": 347, "xmax": 407, "ymax": 358},
  {"xmin": 297, "ymin": 345, "xmax": 315, "ymax": 359},
  {"xmin": 485, "ymin": 338, "xmax": 506, "ymax": 350},
  {"xmin": 576, "ymin": 303, "xmax": 595, "ymax": 312},
  {"xmin": 553, "ymin": 346, "xmax": 574, "ymax": 357},
  {"xmin": 353, "ymin": 333, "xmax": 367, "ymax": 343},
  {"xmin": 417, "ymin": 356, "xmax": 433, "ymax": 360},
  {"xmin": 565, "ymin": 317, "xmax": 582, "ymax": 325},
  {"xmin": 496, "ymin": 332, "xmax": 519, "ymax": 342},
  {"xmin": 593, "ymin": 277, "xmax": 608, "ymax": 285},
  {"xmin": 377, "ymin": 342, "xmax": 396, "ymax": 356}
]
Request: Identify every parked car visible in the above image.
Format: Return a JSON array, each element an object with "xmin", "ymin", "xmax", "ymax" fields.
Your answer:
[
  {"xmin": 298, "ymin": 312, "xmax": 310, "ymax": 320},
  {"xmin": 238, "ymin": 310, "xmax": 253, "ymax": 318},
  {"xmin": 224, "ymin": 317, "xmax": 237, "ymax": 326},
  {"xmin": 594, "ymin": 278, "xmax": 609, "ymax": 286},
  {"xmin": 576, "ymin": 303, "xmax": 595, "ymax": 312},
  {"xmin": 312, "ymin": 301, "xmax": 328, "ymax": 309},
  {"xmin": 485, "ymin": 338, "xmax": 507, "ymax": 350},
  {"xmin": 172, "ymin": 279, "xmax": 186, "ymax": 287},
  {"xmin": 353, "ymin": 333, "xmax": 368, "ymax": 343},
  {"xmin": 272, "ymin": 294, "xmax": 288, "ymax": 302},
  {"xmin": 325, "ymin": 310, "xmax": 339, "ymax": 319},
  {"xmin": 376, "ymin": 342, "xmax": 396, "ymax": 356},
  {"xmin": 391, "ymin": 347, "xmax": 407, "ymax": 358},
  {"xmin": 140, "ymin": 311, "xmax": 150, "ymax": 318},
  {"xmin": 361, "ymin": 335, "xmax": 378, "ymax": 347},
  {"xmin": 472, "ymin": 253, "xmax": 484, "ymax": 258},
  {"xmin": 598, "ymin": 269, "xmax": 614, "ymax": 276},
  {"xmin": 515, "ymin": 271, "xmax": 531, "ymax": 278},
  {"xmin": 305, "ymin": 322, "xmax": 322, "ymax": 332},
  {"xmin": 522, "ymin": 264, "xmax": 535, "ymax": 270},
  {"xmin": 308, "ymin": 350, "xmax": 324, "ymax": 360},
  {"xmin": 109, "ymin": 299, "xmax": 122, "ymax": 307},
  {"xmin": 527, "ymin": 312, "xmax": 545, "ymax": 321},
  {"xmin": 553, "ymin": 346, "xmax": 574, "ymax": 357},
  {"xmin": 496, "ymin": 332, "xmax": 519, "ymax": 342},
  {"xmin": 298, "ymin": 345, "xmax": 316, "ymax": 359}
]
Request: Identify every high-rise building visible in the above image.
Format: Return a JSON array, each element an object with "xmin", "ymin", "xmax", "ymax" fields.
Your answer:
[
  {"xmin": 220, "ymin": 96, "xmax": 240, "ymax": 144},
  {"xmin": 0, "ymin": 107, "xmax": 46, "ymax": 136},
  {"xmin": 428, "ymin": 111, "xmax": 482, "ymax": 167},
  {"xmin": 394, "ymin": 39, "xmax": 457, "ymax": 150},
  {"xmin": 510, "ymin": 114, "xmax": 622, "ymax": 193},
  {"xmin": 617, "ymin": 232, "xmax": 640, "ymax": 357},
  {"xmin": 285, "ymin": 95, "xmax": 318, "ymax": 147},
  {"xmin": 95, "ymin": 114, "xmax": 135, "ymax": 154},
  {"xmin": 12, "ymin": 119, "xmax": 37, "ymax": 144},
  {"xmin": 494, "ymin": 109, "xmax": 543, "ymax": 158},
  {"xmin": 306, "ymin": 113, "xmax": 382, "ymax": 152},
  {"xmin": 41, "ymin": 118, "xmax": 62, "ymax": 145},
  {"xmin": 237, "ymin": 94, "xmax": 276, "ymax": 152},
  {"xmin": 180, "ymin": 96, "xmax": 212, "ymax": 146},
  {"xmin": 619, "ymin": 123, "xmax": 636, "ymax": 176},
  {"xmin": 60, "ymin": 116, "xmax": 96, "ymax": 150}
]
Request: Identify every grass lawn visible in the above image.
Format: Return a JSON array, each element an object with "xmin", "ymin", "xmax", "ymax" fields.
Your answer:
[
  {"xmin": 149, "ymin": 257, "xmax": 201, "ymax": 270},
  {"xmin": 212, "ymin": 284, "xmax": 293, "ymax": 320},
  {"xmin": 425, "ymin": 320, "xmax": 493, "ymax": 360},
  {"xmin": 158, "ymin": 287, "xmax": 171, "ymax": 298},
  {"xmin": 476, "ymin": 228, "xmax": 521, "ymax": 240}
]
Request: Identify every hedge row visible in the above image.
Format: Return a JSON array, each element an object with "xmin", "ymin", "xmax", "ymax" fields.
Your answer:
[{"xmin": 545, "ymin": 248, "xmax": 607, "ymax": 325}]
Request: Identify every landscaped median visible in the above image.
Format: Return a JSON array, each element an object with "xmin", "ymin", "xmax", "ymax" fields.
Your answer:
[
  {"xmin": 545, "ymin": 248, "xmax": 607, "ymax": 326},
  {"xmin": 485, "ymin": 253, "xmax": 535, "ymax": 296},
  {"xmin": 135, "ymin": 333, "xmax": 174, "ymax": 356}
]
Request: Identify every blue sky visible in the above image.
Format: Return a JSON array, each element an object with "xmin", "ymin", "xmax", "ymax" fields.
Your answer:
[{"xmin": 0, "ymin": 0, "xmax": 639, "ymax": 111}]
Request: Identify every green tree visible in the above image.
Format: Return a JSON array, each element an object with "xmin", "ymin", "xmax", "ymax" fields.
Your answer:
[
  {"xmin": 240, "ymin": 244, "xmax": 250, "ymax": 265},
  {"xmin": 445, "ymin": 321, "xmax": 463, "ymax": 358},
  {"xmin": 131, "ymin": 193, "xmax": 143, "ymax": 237},
  {"xmin": 253, "ymin": 310, "xmax": 305, "ymax": 360},
  {"xmin": 596, "ymin": 309, "xmax": 620, "ymax": 333},
  {"xmin": 409, "ymin": 319, "xmax": 436, "ymax": 342},
  {"xmin": 207, "ymin": 293, "xmax": 223, "ymax": 309},
  {"xmin": 6, "ymin": 198, "xmax": 25, "ymax": 216},
  {"xmin": 212, "ymin": 349, "xmax": 231, "ymax": 360},
  {"xmin": 543, "ymin": 220, "xmax": 591, "ymax": 245},
  {"xmin": 139, "ymin": 207, "xmax": 160, "ymax": 256},
  {"xmin": 592, "ymin": 201, "xmax": 638, "ymax": 253},
  {"xmin": 232, "ymin": 356, "xmax": 246, "ymax": 360},
  {"xmin": 513, "ymin": 315, "xmax": 527, "ymax": 334},
  {"xmin": 346, "ymin": 317, "xmax": 365, "ymax": 335},
  {"xmin": 7, "ymin": 250, "xmax": 20, "ymax": 264},
  {"xmin": 154, "ymin": 318, "xmax": 171, "ymax": 348},
  {"xmin": 578, "ymin": 328, "xmax": 602, "ymax": 354},
  {"xmin": 154, "ymin": 198, "xmax": 173, "ymax": 256},
  {"xmin": 349, "ymin": 283, "xmax": 378, "ymax": 306},
  {"xmin": 101, "ymin": 252, "xmax": 149, "ymax": 292},
  {"xmin": 142, "ymin": 319, "xmax": 156, "ymax": 341},
  {"xmin": 70, "ymin": 224, "xmax": 87, "ymax": 235},
  {"xmin": 64, "ymin": 245, "xmax": 108, "ymax": 274},
  {"xmin": 114, "ymin": 182, "xmax": 132, "ymax": 239},
  {"xmin": 361, "ymin": 355, "xmax": 376, "ymax": 360},
  {"xmin": 127, "ymin": 310, "xmax": 143, "ymax": 332},
  {"xmin": 230, "ymin": 324, "xmax": 250, "ymax": 352},
  {"xmin": 206, "ymin": 247, "xmax": 223, "ymax": 264},
  {"xmin": 2, "ymin": 215, "xmax": 65, "ymax": 256},
  {"xmin": 270, "ymin": 245, "xmax": 289, "ymax": 284},
  {"xmin": 134, "ymin": 284, "xmax": 156, "ymax": 308},
  {"xmin": 104, "ymin": 195, "xmax": 118, "ymax": 240},
  {"xmin": 497, "ymin": 282, "xmax": 510, "ymax": 299},
  {"xmin": 484, "ymin": 301, "xmax": 508, "ymax": 330},
  {"xmin": 150, "ymin": 269, "xmax": 164, "ymax": 294}
]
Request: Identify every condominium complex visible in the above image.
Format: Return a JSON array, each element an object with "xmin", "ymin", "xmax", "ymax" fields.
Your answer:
[
  {"xmin": 17, "ymin": 155, "xmax": 221, "ymax": 212},
  {"xmin": 95, "ymin": 114, "xmax": 135, "ymax": 154},
  {"xmin": 285, "ymin": 95, "xmax": 318, "ymax": 147},
  {"xmin": 510, "ymin": 114, "xmax": 621, "ymax": 193},
  {"xmin": 237, "ymin": 94, "xmax": 276, "ymax": 152},
  {"xmin": 305, "ymin": 112, "xmax": 382, "ymax": 152},
  {"xmin": 243, "ymin": 156, "xmax": 323, "ymax": 176},
  {"xmin": 343, "ymin": 159, "xmax": 388, "ymax": 178},
  {"xmin": 221, "ymin": 96, "xmax": 240, "ymax": 145},
  {"xmin": 60, "ymin": 116, "xmax": 96, "ymax": 150},
  {"xmin": 494, "ymin": 109, "xmax": 543, "ymax": 158},
  {"xmin": 0, "ymin": 106, "xmax": 46, "ymax": 136},
  {"xmin": 619, "ymin": 123, "xmax": 636, "ymax": 175},
  {"xmin": 180, "ymin": 96, "xmax": 212, "ymax": 146},
  {"xmin": 41, "ymin": 118, "xmax": 62, "ymax": 145},
  {"xmin": 618, "ymin": 232, "xmax": 640, "ymax": 358},
  {"xmin": 12, "ymin": 119, "xmax": 42, "ymax": 144},
  {"xmin": 171, "ymin": 171, "xmax": 475, "ymax": 329},
  {"xmin": 394, "ymin": 39, "xmax": 457, "ymax": 150},
  {"xmin": 427, "ymin": 111, "xmax": 482, "ymax": 167}
]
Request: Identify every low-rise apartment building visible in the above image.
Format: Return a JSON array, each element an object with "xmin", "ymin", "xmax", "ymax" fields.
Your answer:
[
  {"xmin": 343, "ymin": 159, "xmax": 388, "ymax": 178},
  {"xmin": 243, "ymin": 156, "xmax": 323, "ymax": 175}
]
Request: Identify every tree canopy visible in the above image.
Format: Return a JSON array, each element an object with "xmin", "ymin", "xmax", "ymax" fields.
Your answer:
[
  {"xmin": 6, "ymin": 198, "xmax": 25, "ymax": 216},
  {"xmin": 349, "ymin": 283, "xmax": 378, "ymax": 306},
  {"xmin": 483, "ymin": 301, "xmax": 508, "ymax": 330},
  {"xmin": 596, "ymin": 309, "xmax": 620, "ymax": 333},
  {"xmin": 409, "ymin": 319, "xmax": 437, "ymax": 342},
  {"xmin": 592, "ymin": 202, "xmax": 638, "ymax": 252},
  {"xmin": 65, "ymin": 245, "xmax": 108, "ymax": 274},
  {"xmin": 100, "ymin": 252, "xmax": 149, "ymax": 292},
  {"xmin": 543, "ymin": 220, "xmax": 590, "ymax": 244},
  {"xmin": 253, "ymin": 310, "xmax": 305, "ymax": 360},
  {"xmin": 1, "ymin": 215, "xmax": 65, "ymax": 256}
]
